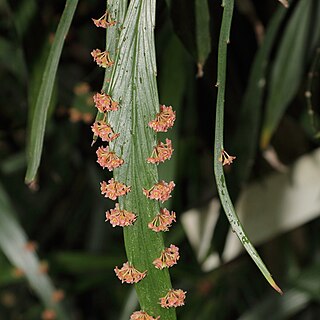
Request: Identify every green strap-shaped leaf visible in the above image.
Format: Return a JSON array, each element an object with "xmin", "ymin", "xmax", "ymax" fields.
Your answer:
[
  {"xmin": 104, "ymin": 0, "xmax": 176, "ymax": 318},
  {"xmin": 25, "ymin": 0, "xmax": 78, "ymax": 184},
  {"xmin": 214, "ymin": 0, "xmax": 282, "ymax": 293},
  {"xmin": 260, "ymin": 0, "xmax": 312, "ymax": 149},
  {"xmin": 0, "ymin": 183, "xmax": 68, "ymax": 319}
]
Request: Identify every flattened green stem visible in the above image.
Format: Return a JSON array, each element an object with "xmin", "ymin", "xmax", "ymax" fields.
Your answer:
[
  {"xmin": 214, "ymin": 0, "xmax": 282, "ymax": 294},
  {"xmin": 105, "ymin": 0, "xmax": 176, "ymax": 318}
]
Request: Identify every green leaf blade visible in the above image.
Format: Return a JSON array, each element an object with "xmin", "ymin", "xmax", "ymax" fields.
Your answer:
[
  {"xmin": 25, "ymin": 0, "xmax": 78, "ymax": 184},
  {"xmin": 260, "ymin": 0, "xmax": 312, "ymax": 149}
]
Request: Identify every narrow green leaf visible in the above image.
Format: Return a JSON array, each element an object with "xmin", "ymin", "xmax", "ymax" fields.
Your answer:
[
  {"xmin": 25, "ymin": 0, "xmax": 78, "ymax": 184},
  {"xmin": 28, "ymin": 37, "xmax": 58, "ymax": 129},
  {"xmin": 195, "ymin": 0, "xmax": 211, "ymax": 77},
  {"xmin": 105, "ymin": 0, "xmax": 177, "ymax": 318},
  {"xmin": 0, "ymin": 183, "xmax": 68, "ymax": 319},
  {"xmin": 213, "ymin": 0, "xmax": 282, "ymax": 293},
  {"xmin": 260, "ymin": 0, "xmax": 312, "ymax": 149}
]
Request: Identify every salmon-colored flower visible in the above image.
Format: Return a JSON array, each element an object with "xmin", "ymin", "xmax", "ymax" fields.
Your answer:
[
  {"xmin": 130, "ymin": 311, "xmax": 160, "ymax": 320},
  {"xmin": 160, "ymin": 289, "xmax": 186, "ymax": 308},
  {"xmin": 148, "ymin": 105, "xmax": 176, "ymax": 132},
  {"xmin": 218, "ymin": 149, "xmax": 236, "ymax": 166},
  {"xmin": 143, "ymin": 181, "xmax": 175, "ymax": 203},
  {"xmin": 147, "ymin": 138, "xmax": 173, "ymax": 164},
  {"xmin": 114, "ymin": 262, "xmax": 147, "ymax": 284},
  {"xmin": 92, "ymin": 11, "xmax": 116, "ymax": 28},
  {"xmin": 153, "ymin": 245, "xmax": 180, "ymax": 269},
  {"xmin": 96, "ymin": 146, "xmax": 124, "ymax": 171},
  {"xmin": 105, "ymin": 203, "xmax": 136, "ymax": 227},
  {"xmin": 91, "ymin": 49, "xmax": 114, "ymax": 68},
  {"xmin": 91, "ymin": 121, "xmax": 119, "ymax": 142},
  {"xmin": 148, "ymin": 208, "xmax": 176, "ymax": 232},
  {"xmin": 100, "ymin": 178, "xmax": 131, "ymax": 200},
  {"xmin": 93, "ymin": 92, "xmax": 119, "ymax": 113}
]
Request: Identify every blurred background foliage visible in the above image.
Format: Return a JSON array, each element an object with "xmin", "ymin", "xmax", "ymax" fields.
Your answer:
[{"xmin": 0, "ymin": 0, "xmax": 320, "ymax": 319}]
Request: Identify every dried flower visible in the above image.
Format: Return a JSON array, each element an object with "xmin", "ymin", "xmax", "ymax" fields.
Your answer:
[
  {"xmin": 96, "ymin": 146, "xmax": 124, "ymax": 171},
  {"xmin": 160, "ymin": 289, "xmax": 186, "ymax": 308},
  {"xmin": 92, "ymin": 11, "xmax": 116, "ymax": 28},
  {"xmin": 148, "ymin": 208, "xmax": 176, "ymax": 232},
  {"xmin": 93, "ymin": 92, "xmax": 119, "ymax": 113},
  {"xmin": 147, "ymin": 139, "xmax": 173, "ymax": 164},
  {"xmin": 148, "ymin": 105, "xmax": 176, "ymax": 132},
  {"xmin": 91, "ymin": 49, "xmax": 114, "ymax": 68},
  {"xmin": 114, "ymin": 262, "xmax": 147, "ymax": 284},
  {"xmin": 105, "ymin": 203, "xmax": 136, "ymax": 227},
  {"xmin": 218, "ymin": 149, "xmax": 236, "ymax": 166},
  {"xmin": 143, "ymin": 180, "xmax": 175, "ymax": 203},
  {"xmin": 130, "ymin": 311, "xmax": 160, "ymax": 320},
  {"xmin": 153, "ymin": 245, "xmax": 180, "ymax": 269},
  {"xmin": 91, "ymin": 121, "xmax": 119, "ymax": 142},
  {"xmin": 101, "ymin": 178, "xmax": 131, "ymax": 200}
]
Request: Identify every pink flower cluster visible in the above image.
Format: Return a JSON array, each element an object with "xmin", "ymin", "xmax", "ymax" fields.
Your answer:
[
  {"xmin": 91, "ymin": 121, "xmax": 119, "ymax": 142},
  {"xmin": 100, "ymin": 178, "xmax": 131, "ymax": 200},
  {"xmin": 219, "ymin": 149, "xmax": 236, "ymax": 166},
  {"xmin": 153, "ymin": 245, "xmax": 180, "ymax": 270},
  {"xmin": 159, "ymin": 289, "xmax": 186, "ymax": 309},
  {"xmin": 148, "ymin": 208, "xmax": 176, "ymax": 232},
  {"xmin": 130, "ymin": 311, "xmax": 159, "ymax": 320},
  {"xmin": 148, "ymin": 105, "xmax": 176, "ymax": 132},
  {"xmin": 147, "ymin": 138, "xmax": 173, "ymax": 164},
  {"xmin": 114, "ymin": 262, "xmax": 147, "ymax": 284},
  {"xmin": 93, "ymin": 92, "xmax": 119, "ymax": 113},
  {"xmin": 143, "ymin": 180, "xmax": 175, "ymax": 203},
  {"xmin": 92, "ymin": 11, "xmax": 116, "ymax": 28},
  {"xmin": 105, "ymin": 203, "xmax": 136, "ymax": 227},
  {"xmin": 96, "ymin": 146, "xmax": 124, "ymax": 171},
  {"xmin": 91, "ymin": 49, "xmax": 114, "ymax": 68}
]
